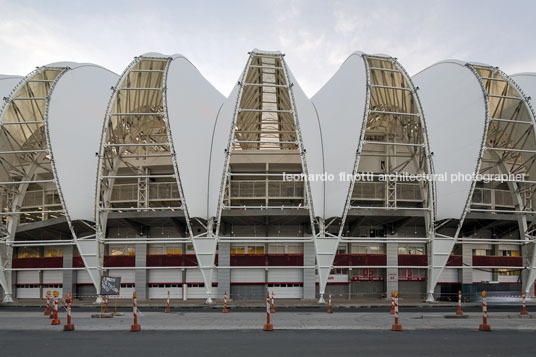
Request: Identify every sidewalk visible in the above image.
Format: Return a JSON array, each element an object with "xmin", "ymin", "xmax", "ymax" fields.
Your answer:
[
  {"xmin": 2, "ymin": 298, "xmax": 533, "ymax": 309},
  {"xmin": 1, "ymin": 310, "xmax": 535, "ymax": 331}
]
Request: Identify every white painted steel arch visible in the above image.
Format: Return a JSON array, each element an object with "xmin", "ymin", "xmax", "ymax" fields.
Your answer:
[
  {"xmin": 313, "ymin": 52, "xmax": 435, "ymax": 301},
  {"xmin": 96, "ymin": 53, "xmax": 224, "ymax": 302},
  {"xmin": 414, "ymin": 61, "xmax": 536, "ymax": 299},
  {"xmin": 0, "ymin": 63, "xmax": 117, "ymax": 301}
]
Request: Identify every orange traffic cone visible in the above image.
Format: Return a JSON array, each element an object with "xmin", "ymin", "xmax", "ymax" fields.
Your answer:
[
  {"xmin": 165, "ymin": 291, "xmax": 171, "ymax": 313},
  {"xmin": 479, "ymin": 291, "xmax": 491, "ymax": 331},
  {"xmin": 130, "ymin": 291, "xmax": 141, "ymax": 332},
  {"xmin": 391, "ymin": 291, "xmax": 402, "ymax": 331},
  {"xmin": 63, "ymin": 293, "xmax": 75, "ymax": 331},
  {"xmin": 456, "ymin": 290, "xmax": 463, "ymax": 315},
  {"xmin": 50, "ymin": 291, "xmax": 61, "ymax": 326},
  {"xmin": 263, "ymin": 291, "xmax": 273, "ymax": 331}
]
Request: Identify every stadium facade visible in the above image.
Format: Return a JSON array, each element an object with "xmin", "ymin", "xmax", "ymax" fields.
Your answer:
[{"xmin": 0, "ymin": 49, "xmax": 535, "ymax": 303}]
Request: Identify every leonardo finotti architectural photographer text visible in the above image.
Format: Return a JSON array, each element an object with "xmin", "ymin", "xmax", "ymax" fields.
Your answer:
[{"xmin": 282, "ymin": 172, "xmax": 526, "ymax": 183}]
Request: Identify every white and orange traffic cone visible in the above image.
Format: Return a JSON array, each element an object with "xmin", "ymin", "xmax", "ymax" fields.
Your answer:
[
  {"xmin": 389, "ymin": 291, "xmax": 395, "ymax": 314},
  {"xmin": 104, "ymin": 296, "xmax": 109, "ymax": 313},
  {"xmin": 44, "ymin": 290, "xmax": 51, "ymax": 316},
  {"xmin": 223, "ymin": 291, "xmax": 229, "ymax": 313},
  {"xmin": 328, "ymin": 291, "xmax": 333, "ymax": 314},
  {"xmin": 270, "ymin": 291, "xmax": 275, "ymax": 313},
  {"xmin": 521, "ymin": 290, "xmax": 528, "ymax": 316},
  {"xmin": 63, "ymin": 293, "xmax": 75, "ymax": 331},
  {"xmin": 263, "ymin": 291, "xmax": 273, "ymax": 331},
  {"xmin": 130, "ymin": 291, "xmax": 141, "ymax": 332},
  {"xmin": 51, "ymin": 290, "xmax": 61, "ymax": 325},
  {"xmin": 391, "ymin": 291, "xmax": 402, "ymax": 331},
  {"xmin": 479, "ymin": 290, "xmax": 491, "ymax": 331},
  {"xmin": 456, "ymin": 290, "xmax": 463, "ymax": 315},
  {"xmin": 165, "ymin": 291, "xmax": 171, "ymax": 313}
]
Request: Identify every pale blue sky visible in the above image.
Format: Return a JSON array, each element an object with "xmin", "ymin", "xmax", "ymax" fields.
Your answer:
[{"xmin": 0, "ymin": 0, "xmax": 534, "ymax": 96}]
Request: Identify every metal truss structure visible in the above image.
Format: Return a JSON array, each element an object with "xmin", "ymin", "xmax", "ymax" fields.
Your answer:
[
  {"xmin": 313, "ymin": 53, "xmax": 435, "ymax": 302},
  {"xmin": 214, "ymin": 50, "xmax": 317, "ymax": 261},
  {"xmin": 419, "ymin": 63, "xmax": 536, "ymax": 300},
  {"xmin": 0, "ymin": 65, "xmax": 111, "ymax": 302},
  {"xmin": 2, "ymin": 51, "xmax": 536, "ymax": 304}
]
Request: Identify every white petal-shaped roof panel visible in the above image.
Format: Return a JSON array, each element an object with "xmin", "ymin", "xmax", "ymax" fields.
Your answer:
[
  {"xmin": 287, "ymin": 70, "xmax": 325, "ymax": 218},
  {"xmin": 48, "ymin": 65, "xmax": 118, "ymax": 221},
  {"xmin": 311, "ymin": 53, "xmax": 367, "ymax": 218},
  {"xmin": 0, "ymin": 75, "xmax": 22, "ymax": 100},
  {"xmin": 167, "ymin": 57, "xmax": 225, "ymax": 219},
  {"xmin": 511, "ymin": 73, "xmax": 536, "ymax": 109},
  {"xmin": 413, "ymin": 61, "xmax": 486, "ymax": 220},
  {"xmin": 208, "ymin": 84, "xmax": 239, "ymax": 219}
]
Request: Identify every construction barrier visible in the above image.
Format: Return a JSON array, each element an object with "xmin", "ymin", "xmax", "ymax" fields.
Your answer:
[
  {"xmin": 263, "ymin": 291, "xmax": 273, "ymax": 331},
  {"xmin": 223, "ymin": 291, "xmax": 228, "ymax": 313},
  {"xmin": 521, "ymin": 290, "xmax": 528, "ymax": 316},
  {"xmin": 456, "ymin": 290, "xmax": 463, "ymax": 315},
  {"xmin": 479, "ymin": 290, "xmax": 491, "ymax": 331},
  {"xmin": 165, "ymin": 291, "xmax": 170, "ymax": 313},
  {"xmin": 44, "ymin": 291, "xmax": 51, "ymax": 316},
  {"xmin": 51, "ymin": 290, "xmax": 61, "ymax": 325},
  {"xmin": 270, "ymin": 292, "xmax": 275, "ymax": 313},
  {"xmin": 328, "ymin": 291, "xmax": 333, "ymax": 314},
  {"xmin": 391, "ymin": 291, "xmax": 402, "ymax": 331},
  {"xmin": 63, "ymin": 293, "xmax": 75, "ymax": 331},
  {"xmin": 389, "ymin": 292, "xmax": 395, "ymax": 314},
  {"xmin": 130, "ymin": 291, "xmax": 141, "ymax": 332}
]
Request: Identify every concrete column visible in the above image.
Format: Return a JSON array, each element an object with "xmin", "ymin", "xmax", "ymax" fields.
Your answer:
[
  {"xmin": 303, "ymin": 242, "xmax": 315, "ymax": 299},
  {"xmin": 182, "ymin": 269, "xmax": 187, "ymax": 300},
  {"xmin": 461, "ymin": 244, "xmax": 473, "ymax": 298},
  {"xmin": 491, "ymin": 244, "xmax": 499, "ymax": 282},
  {"xmin": 62, "ymin": 245, "xmax": 74, "ymax": 297},
  {"xmin": 135, "ymin": 243, "xmax": 147, "ymax": 299},
  {"xmin": 386, "ymin": 243, "xmax": 398, "ymax": 297},
  {"xmin": 218, "ymin": 242, "xmax": 231, "ymax": 298},
  {"xmin": 521, "ymin": 242, "xmax": 535, "ymax": 292},
  {"xmin": 39, "ymin": 270, "xmax": 43, "ymax": 299}
]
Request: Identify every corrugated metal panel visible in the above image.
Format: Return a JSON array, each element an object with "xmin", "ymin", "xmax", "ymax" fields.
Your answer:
[
  {"xmin": 43, "ymin": 271, "xmax": 62, "ymax": 284},
  {"xmin": 268, "ymin": 287, "xmax": 303, "ymax": 299},
  {"xmin": 438, "ymin": 268, "xmax": 459, "ymax": 283},
  {"xmin": 148, "ymin": 269, "xmax": 182, "ymax": 283},
  {"xmin": 231, "ymin": 269, "xmax": 265, "ymax": 283},
  {"xmin": 16, "ymin": 287, "xmax": 40, "ymax": 298},
  {"xmin": 17, "ymin": 271, "xmax": 39, "ymax": 284},
  {"xmin": 108, "ymin": 269, "xmax": 135, "ymax": 283},
  {"xmin": 184, "ymin": 286, "xmax": 205, "ymax": 299},
  {"xmin": 148, "ymin": 287, "xmax": 182, "ymax": 299},
  {"xmin": 498, "ymin": 275, "xmax": 521, "ymax": 283},
  {"xmin": 267, "ymin": 269, "xmax": 303, "ymax": 283},
  {"xmin": 186, "ymin": 269, "xmax": 204, "ymax": 283},
  {"xmin": 118, "ymin": 287, "xmax": 135, "ymax": 298},
  {"xmin": 77, "ymin": 270, "xmax": 93, "ymax": 284}
]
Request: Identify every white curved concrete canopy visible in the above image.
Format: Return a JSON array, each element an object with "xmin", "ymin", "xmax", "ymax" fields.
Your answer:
[
  {"xmin": 0, "ymin": 75, "xmax": 22, "ymax": 100},
  {"xmin": 413, "ymin": 61, "xmax": 486, "ymax": 221},
  {"xmin": 287, "ymin": 69, "xmax": 325, "ymax": 219},
  {"xmin": 512, "ymin": 73, "xmax": 536, "ymax": 109},
  {"xmin": 311, "ymin": 53, "xmax": 367, "ymax": 219},
  {"xmin": 208, "ymin": 84, "xmax": 238, "ymax": 220},
  {"xmin": 48, "ymin": 64, "xmax": 118, "ymax": 222},
  {"xmin": 167, "ymin": 56, "xmax": 225, "ymax": 220}
]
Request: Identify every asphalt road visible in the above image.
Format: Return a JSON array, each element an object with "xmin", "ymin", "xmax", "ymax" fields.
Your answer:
[{"xmin": 0, "ymin": 329, "xmax": 530, "ymax": 357}]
